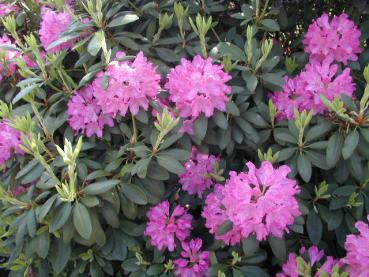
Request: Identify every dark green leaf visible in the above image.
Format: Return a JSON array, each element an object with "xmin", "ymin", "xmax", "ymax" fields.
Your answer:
[
  {"xmin": 83, "ymin": 180, "xmax": 120, "ymax": 195},
  {"xmin": 73, "ymin": 202, "xmax": 92, "ymax": 240},
  {"xmin": 217, "ymin": 220, "xmax": 233, "ymax": 236},
  {"xmin": 108, "ymin": 14, "xmax": 139, "ymax": 28},
  {"xmin": 342, "ymin": 130, "xmax": 359, "ymax": 159},
  {"xmin": 307, "ymin": 210, "xmax": 322, "ymax": 245},
  {"xmin": 326, "ymin": 132, "xmax": 344, "ymax": 168},
  {"xmin": 268, "ymin": 236, "xmax": 287, "ymax": 262},
  {"xmin": 121, "ymin": 183, "xmax": 148, "ymax": 205}
]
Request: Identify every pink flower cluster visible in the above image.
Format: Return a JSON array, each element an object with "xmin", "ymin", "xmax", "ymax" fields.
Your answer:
[
  {"xmin": 0, "ymin": 121, "xmax": 24, "ymax": 165},
  {"xmin": 343, "ymin": 216, "xmax": 369, "ymax": 276},
  {"xmin": 0, "ymin": 34, "xmax": 20, "ymax": 82},
  {"xmin": 39, "ymin": 7, "xmax": 74, "ymax": 53},
  {"xmin": 93, "ymin": 51, "xmax": 160, "ymax": 117},
  {"xmin": 67, "ymin": 85, "xmax": 114, "ymax": 137},
  {"xmin": 179, "ymin": 147, "xmax": 219, "ymax": 198},
  {"xmin": 203, "ymin": 161, "xmax": 300, "ymax": 243},
  {"xmin": 144, "ymin": 200, "xmax": 192, "ymax": 252},
  {"xmin": 67, "ymin": 51, "xmax": 160, "ymax": 137},
  {"xmin": 0, "ymin": 2, "xmax": 19, "ymax": 16},
  {"xmin": 277, "ymin": 246, "xmax": 341, "ymax": 277},
  {"xmin": 270, "ymin": 13, "xmax": 360, "ymax": 120},
  {"xmin": 174, "ymin": 238, "xmax": 211, "ymax": 277},
  {"xmin": 303, "ymin": 13, "xmax": 361, "ymax": 65},
  {"xmin": 165, "ymin": 55, "xmax": 231, "ymax": 134}
]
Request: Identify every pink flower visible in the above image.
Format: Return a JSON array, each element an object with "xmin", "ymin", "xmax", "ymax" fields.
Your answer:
[
  {"xmin": 270, "ymin": 59, "xmax": 355, "ymax": 120},
  {"xmin": 299, "ymin": 60, "xmax": 355, "ymax": 114},
  {"xmin": 202, "ymin": 185, "xmax": 243, "ymax": 245},
  {"xmin": 0, "ymin": 34, "xmax": 20, "ymax": 81},
  {"xmin": 270, "ymin": 76, "xmax": 307, "ymax": 120},
  {"xmin": 278, "ymin": 246, "xmax": 341, "ymax": 277},
  {"xmin": 67, "ymin": 85, "xmax": 114, "ymax": 137},
  {"xmin": 93, "ymin": 51, "xmax": 160, "ymax": 117},
  {"xmin": 0, "ymin": 2, "xmax": 19, "ymax": 16},
  {"xmin": 39, "ymin": 8, "xmax": 73, "ymax": 53},
  {"xmin": 179, "ymin": 147, "xmax": 219, "ymax": 198},
  {"xmin": 224, "ymin": 161, "xmax": 300, "ymax": 241},
  {"xmin": 174, "ymin": 238, "xmax": 211, "ymax": 277},
  {"xmin": 0, "ymin": 121, "xmax": 24, "ymax": 165},
  {"xmin": 303, "ymin": 13, "xmax": 361, "ymax": 65},
  {"xmin": 204, "ymin": 161, "xmax": 300, "ymax": 242},
  {"xmin": 343, "ymin": 216, "xmax": 369, "ymax": 277},
  {"xmin": 165, "ymin": 55, "xmax": 231, "ymax": 134},
  {"xmin": 276, "ymin": 253, "xmax": 298, "ymax": 277},
  {"xmin": 144, "ymin": 201, "xmax": 192, "ymax": 252}
]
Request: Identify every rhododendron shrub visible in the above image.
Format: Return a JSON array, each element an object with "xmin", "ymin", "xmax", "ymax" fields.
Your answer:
[{"xmin": 1, "ymin": 0, "xmax": 369, "ymax": 276}]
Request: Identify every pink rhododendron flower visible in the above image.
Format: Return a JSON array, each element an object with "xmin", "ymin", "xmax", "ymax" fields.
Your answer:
[
  {"xmin": 0, "ymin": 121, "xmax": 24, "ymax": 165},
  {"xmin": 303, "ymin": 13, "xmax": 361, "ymax": 64},
  {"xmin": 204, "ymin": 161, "xmax": 300, "ymax": 242},
  {"xmin": 174, "ymin": 238, "xmax": 211, "ymax": 277},
  {"xmin": 39, "ymin": 8, "xmax": 73, "ymax": 53},
  {"xmin": 179, "ymin": 147, "xmax": 219, "ymax": 198},
  {"xmin": 299, "ymin": 60, "xmax": 355, "ymax": 114},
  {"xmin": 165, "ymin": 55, "xmax": 231, "ymax": 134},
  {"xmin": 93, "ymin": 51, "xmax": 160, "ymax": 117},
  {"xmin": 343, "ymin": 216, "xmax": 369, "ymax": 277},
  {"xmin": 0, "ymin": 2, "xmax": 19, "ymax": 16},
  {"xmin": 277, "ymin": 246, "xmax": 341, "ymax": 277},
  {"xmin": 202, "ymin": 185, "xmax": 243, "ymax": 245},
  {"xmin": 270, "ymin": 76, "xmax": 307, "ymax": 120},
  {"xmin": 270, "ymin": 59, "xmax": 355, "ymax": 119},
  {"xmin": 144, "ymin": 201, "xmax": 192, "ymax": 252},
  {"xmin": 0, "ymin": 34, "xmax": 20, "ymax": 81},
  {"xmin": 67, "ymin": 85, "xmax": 114, "ymax": 138}
]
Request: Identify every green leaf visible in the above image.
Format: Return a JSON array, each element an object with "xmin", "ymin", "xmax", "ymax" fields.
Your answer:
[
  {"xmin": 328, "ymin": 210, "xmax": 343, "ymax": 231},
  {"xmin": 87, "ymin": 34, "xmax": 101, "ymax": 56},
  {"xmin": 50, "ymin": 239, "xmax": 71, "ymax": 273},
  {"xmin": 157, "ymin": 155, "xmax": 184, "ymax": 174},
  {"xmin": 307, "ymin": 210, "xmax": 322, "ymax": 245},
  {"xmin": 38, "ymin": 195, "xmax": 57, "ymax": 222},
  {"xmin": 239, "ymin": 266, "xmax": 269, "ymax": 277},
  {"xmin": 121, "ymin": 183, "xmax": 148, "ymax": 205},
  {"xmin": 83, "ymin": 180, "xmax": 120, "ymax": 195},
  {"xmin": 217, "ymin": 220, "xmax": 233, "ymax": 236},
  {"xmin": 213, "ymin": 111, "xmax": 228, "ymax": 129},
  {"xmin": 35, "ymin": 232, "xmax": 50, "ymax": 259},
  {"xmin": 160, "ymin": 149, "xmax": 190, "ymax": 161},
  {"xmin": 342, "ymin": 130, "xmax": 359, "ymax": 159},
  {"xmin": 108, "ymin": 14, "xmax": 139, "ymax": 28},
  {"xmin": 268, "ymin": 236, "xmax": 287, "ymax": 262},
  {"xmin": 297, "ymin": 154, "xmax": 312, "ymax": 182},
  {"xmin": 155, "ymin": 48, "xmax": 179, "ymax": 62},
  {"xmin": 326, "ymin": 132, "xmax": 344, "ymax": 168},
  {"xmin": 49, "ymin": 202, "xmax": 72, "ymax": 233},
  {"xmin": 360, "ymin": 128, "xmax": 369, "ymax": 144},
  {"xmin": 226, "ymin": 101, "xmax": 240, "ymax": 116},
  {"xmin": 73, "ymin": 202, "xmax": 92, "ymax": 240},
  {"xmin": 193, "ymin": 115, "xmax": 208, "ymax": 141},
  {"xmin": 211, "ymin": 42, "xmax": 246, "ymax": 61},
  {"xmin": 13, "ymin": 84, "xmax": 38, "ymax": 104},
  {"xmin": 260, "ymin": 19, "xmax": 280, "ymax": 31},
  {"xmin": 242, "ymin": 236, "xmax": 259, "ymax": 257}
]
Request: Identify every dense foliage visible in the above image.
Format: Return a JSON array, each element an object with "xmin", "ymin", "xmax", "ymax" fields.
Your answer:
[{"xmin": 1, "ymin": 0, "xmax": 369, "ymax": 276}]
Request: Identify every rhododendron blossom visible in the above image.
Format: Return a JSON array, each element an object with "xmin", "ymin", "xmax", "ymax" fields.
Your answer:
[
  {"xmin": 93, "ymin": 51, "xmax": 160, "ymax": 117},
  {"xmin": 0, "ymin": 2, "xmax": 19, "ymax": 16},
  {"xmin": 144, "ymin": 201, "xmax": 192, "ymax": 252},
  {"xmin": 0, "ymin": 34, "xmax": 20, "ymax": 81},
  {"xmin": 179, "ymin": 147, "xmax": 219, "ymax": 198},
  {"xmin": 203, "ymin": 161, "xmax": 300, "ymax": 242},
  {"xmin": 0, "ymin": 121, "xmax": 24, "ymax": 165},
  {"xmin": 270, "ymin": 60, "xmax": 355, "ymax": 119},
  {"xmin": 174, "ymin": 238, "xmax": 211, "ymax": 277},
  {"xmin": 202, "ymin": 185, "xmax": 243, "ymax": 245},
  {"xmin": 343, "ymin": 216, "xmax": 369, "ymax": 276},
  {"xmin": 39, "ymin": 8, "xmax": 73, "ymax": 53},
  {"xmin": 67, "ymin": 85, "xmax": 114, "ymax": 137},
  {"xmin": 303, "ymin": 13, "xmax": 361, "ymax": 64},
  {"xmin": 298, "ymin": 60, "xmax": 355, "ymax": 114},
  {"xmin": 277, "ymin": 246, "xmax": 341, "ymax": 277},
  {"xmin": 165, "ymin": 55, "xmax": 231, "ymax": 134}
]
